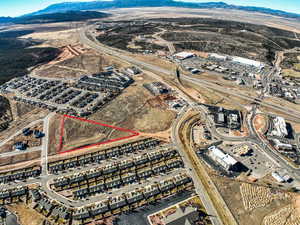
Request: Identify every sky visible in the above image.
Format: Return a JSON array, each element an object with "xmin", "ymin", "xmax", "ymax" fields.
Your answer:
[{"xmin": 0, "ymin": 0, "xmax": 299, "ymax": 17}]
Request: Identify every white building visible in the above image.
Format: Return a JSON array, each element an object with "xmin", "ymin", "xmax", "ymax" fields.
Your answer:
[
  {"xmin": 273, "ymin": 139, "xmax": 293, "ymax": 150},
  {"xmin": 173, "ymin": 52, "xmax": 195, "ymax": 60},
  {"xmin": 208, "ymin": 146, "xmax": 238, "ymax": 171},
  {"xmin": 271, "ymin": 116, "xmax": 288, "ymax": 138},
  {"xmin": 231, "ymin": 56, "xmax": 264, "ymax": 68},
  {"xmin": 272, "ymin": 172, "xmax": 285, "ymax": 183},
  {"xmin": 209, "ymin": 53, "xmax": 227, "ymax": 61}
]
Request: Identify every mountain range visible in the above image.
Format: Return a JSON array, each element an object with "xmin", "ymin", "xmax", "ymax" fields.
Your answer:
[
  {"xmin": 26, "ymin": 0, "xmax": 300, "ymax": 19},
  {"xmin": 0, "ymin": 0, "xmax": 299, "ymax": 24}
]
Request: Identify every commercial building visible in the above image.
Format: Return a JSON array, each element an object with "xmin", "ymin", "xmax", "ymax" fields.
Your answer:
[
  {"xmin": 208, "ymin": 146, "xmax": 238, "ymax": 171},
  {"xmin": 209, "ymin": 53, "xmax": 227, "ymax": 61},
  {"xmin": 271, "ymin": 172, "xmax": 285, "ymax": 183},
  {"xmin": 271, "ymin": 116, "xmax": 288, "ymax": 138},
  {"xmin": 173, "ymin": 52, "xmax": 195, "ymax": 60},
  {"xmin": 231, "ymin": 56, "xmax": 264, "ymax": 68},
  {"xmin": 272, "ymin": 139, "xmax": 293, "ymax": 150}
]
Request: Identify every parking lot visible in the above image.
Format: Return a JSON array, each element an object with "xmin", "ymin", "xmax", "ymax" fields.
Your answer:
[
  {"xmin": 181, "ymin": 56, "xmax": 271, "ymax": 87},
  {"xmin": 223, "ymin": 143, "xmax": 274, "ymax": 178}
]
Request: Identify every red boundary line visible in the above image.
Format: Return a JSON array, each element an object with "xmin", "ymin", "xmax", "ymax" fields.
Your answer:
[{"xmin": 58, "ymin": 115, "xmax": 140, "ymax": 155}]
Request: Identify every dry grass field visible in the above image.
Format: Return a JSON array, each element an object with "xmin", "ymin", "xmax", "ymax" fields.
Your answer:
[
  {"xmin": 7, "ymin": 204, "xmax": 46, "ymax": 225},
  {"xmin": 212, "ymin": 176, "xmax": 294, "ymax": 225}
]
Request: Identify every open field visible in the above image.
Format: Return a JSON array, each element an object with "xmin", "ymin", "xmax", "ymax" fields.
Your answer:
[
  {"xmin": 211, "ymin": 175, "xmax": 294, "ymax": 225},
  {"xmin": 0, "ymin": 150, "xmax": 41, "ymax": 167},
  {"xmin": 105, "ymin": 8, "xmax": 300, "ymax": 33},
  {"xmin": 281, "ymin": 51, "xmax": 300, "ymax": 78},
  {"xmin": 7, "ymin": 203, "xmax": 46, "ymax": 225},
  {"xmin": 60, "ymin": 116, "xmax": 130, "ymax": 153},
  {"xmin": 89, "ymin": 74, "xmax": 177, "ymax": 133}
]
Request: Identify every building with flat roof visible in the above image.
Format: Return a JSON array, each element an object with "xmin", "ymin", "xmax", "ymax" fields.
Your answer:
[
  {"xmin": 208, "ymin": 146, "xmax": 238, "ymax": 171},
  {"xmin": 271, "ymin": 116, "xmax": 288, "ymax": 138},
  {"xmin": 173, "ymin": 52, "xmax": 195, "ymax": 60},
  {"xmin": 231, "ymin": 56, "xmax": 264, "ymax": 68}
]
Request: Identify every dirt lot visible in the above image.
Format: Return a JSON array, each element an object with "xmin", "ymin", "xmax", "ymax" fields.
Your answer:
[
  {"xmin": 21, "ymin": 26, "xmax": 82, "ymax": 48},
  {"xmin": 211, "ymin": 175, "xmax": 293, "ymax": 225},
  {"xmin": 7, "ymin": 204, "xmax": 46, "ymax": 225},
  {"xmin": 60, "ymin": 116, "xmax": 130, "ymax": 152},
  {"xmin": 0, "ymin": 104, "xmax": 47, "ymax": 151},
  {"xmin": 89, "ymin": 74, "xmax": 176, "ymax": 133},
  {"xmin": 0, "ymin": 122, "xmax": 43, "ymax": 154},
  {"xmin": 0, "ymin": 150, "xmax": 41, "ymax": 167},
  {"xmin": 15, "ymin": 102, "xmax": 36, "ymax": 118},
  {"xmin": 253, "ymin": 114, "xmax": 268, "ymax": 134},
  {"xmin": 282, "ymin": 69, "xmax": 300, "ymax": 78},
  {"xmin": 34, "ymin": 50, "xmax": 109, "ymax": 79}
]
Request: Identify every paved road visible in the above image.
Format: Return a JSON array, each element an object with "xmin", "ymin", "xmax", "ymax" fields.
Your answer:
[
  {"xmin": 41, "ymin": 112, "xmax": 55, "ymax": 176},
  {"xmin": 170, "ymin": 106, "xmax": 223, "ymax": 225}
]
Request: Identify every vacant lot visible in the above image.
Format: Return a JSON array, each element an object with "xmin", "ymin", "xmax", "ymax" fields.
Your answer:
[
  {"xmin": 212, "ymin": 175, "xmax": 293, "ymax": 225},
  {"xmin": 90, "ymin": 75, "xmax": 176, "ymax": 133},
  {"xmin": 60, "ymin": 116, "xmax": 128, "ymax": 152},
  {"xmin": 7, "ymin": 204, "xmax": 46, "ymax": 225}
]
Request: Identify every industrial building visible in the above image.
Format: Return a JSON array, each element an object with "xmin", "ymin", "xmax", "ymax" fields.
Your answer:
[{"xmin": 208, "ymin": 146, "xmax": 238, "ymax": 171}]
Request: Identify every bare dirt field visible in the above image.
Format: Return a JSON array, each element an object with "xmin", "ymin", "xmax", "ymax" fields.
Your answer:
[
  {"xmin": 0, "ymin": 150, "xmax": 41, "ymax": 167},
  {"xmin": 7, "ymin": 203, "xmax": 46, "ymax": 225},
  {"xmin": 89, "ymin": 74, "xmax": 176, "ymax": 133},
  {"xmin": 15, "ymin": 102, "xmax": 36, "ymax": 118},
  {"xmin": 48, "ymin": 114, "xmax": 64, "ymax": 156},
  {"xmin": 282, "ymin": 69, "xmax": 300, "ymax": 78},
  {"xmin": 253, "ymin": 114, "xmax": 268, "ymax": 134},
  {"xmin": 21, "ymin": 25, "xmax": 83, "ymax": 47},
  {"xmin": 211, "ymin": 175, "xmax": 294, "ymax": 225},
  {"xmin": 60, "ymin": 116, "xmax": 130, "ymax": 153}
]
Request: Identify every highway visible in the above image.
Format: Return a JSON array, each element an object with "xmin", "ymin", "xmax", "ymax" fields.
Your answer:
[
  {"xmin": 79, "ymin": 26, "xmax": 300, "ymax": 121},
  {"xmin": 1, "ymin": 23, "xmax": 299, "ymax": 224}
]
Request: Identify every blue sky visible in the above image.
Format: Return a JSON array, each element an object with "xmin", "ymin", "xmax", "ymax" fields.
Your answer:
[{"xmin": 0, "ymin": 0, "xmax": 299, "ymax": 17}]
